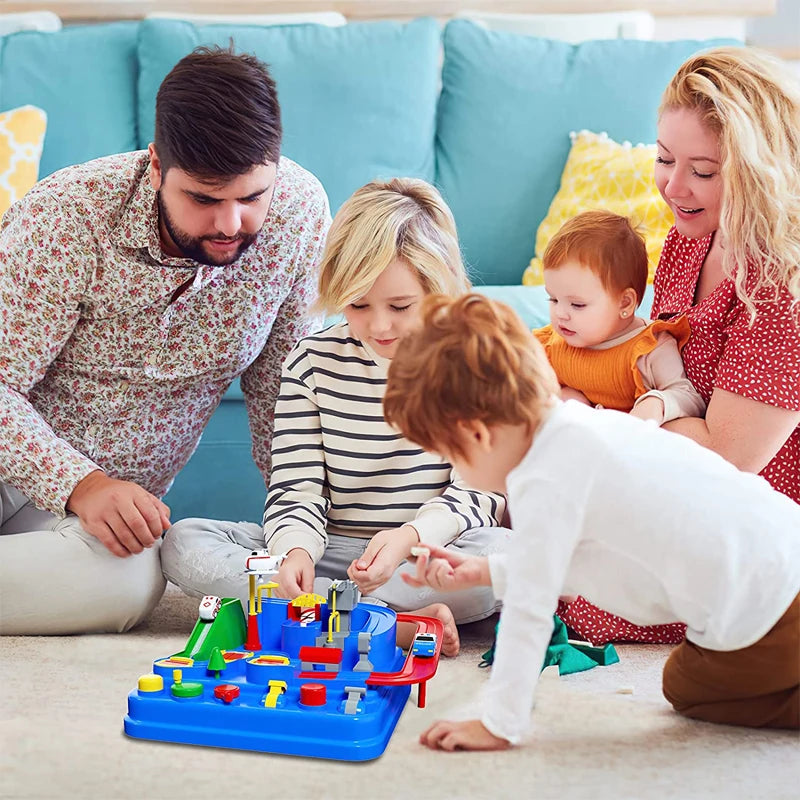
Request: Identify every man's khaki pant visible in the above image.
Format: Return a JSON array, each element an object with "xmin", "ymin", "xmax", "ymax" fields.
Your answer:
[
  {"xmin": 663, "ymin": 592, "xmax": 799, "ymax": 729},
  {"xmin": 0, "ymin": 483, "xmax": 165, "ymax": 635}
]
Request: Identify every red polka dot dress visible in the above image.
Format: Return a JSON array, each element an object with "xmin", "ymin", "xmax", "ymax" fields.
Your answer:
[
  {"xmin": 653, "ymin": 228, "xmax": 799, "ymax": 503},
  {"xmin": 556, "ymin": 227, "xmax": 799, "ymax": 647},
  {"xmin": 555, "ymin": 598, "xmax": 687, "ymax": 645}
]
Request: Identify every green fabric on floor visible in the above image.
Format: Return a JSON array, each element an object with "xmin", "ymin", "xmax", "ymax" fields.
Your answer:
[{"xmin": 480, "ymin": 615, "xmax": 619, "ymax": 675}]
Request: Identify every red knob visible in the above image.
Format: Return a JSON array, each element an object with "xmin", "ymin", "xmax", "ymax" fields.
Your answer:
[
  {"xmin": 300, "ymin": 682, "xmax": 327, "ymax": 706},
  {"xmin": 214, "ymin": 684, "xmax": 240, "ymax": 703}
]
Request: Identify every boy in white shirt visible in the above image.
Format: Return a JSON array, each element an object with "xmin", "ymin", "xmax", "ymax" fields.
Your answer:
[{"xmin": 383, "ymin": 293, "xmax": 800, "ymax": 751}]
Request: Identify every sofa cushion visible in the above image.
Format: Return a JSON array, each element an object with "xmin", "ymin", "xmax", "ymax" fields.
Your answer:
[
  {"xmin": 0, "ymin": 104, "xmax": 46, "ymax": 217},
  {"xmin": 523, "ymin": 130, "xmax": 673, "ymax": 286},
  {"xmin": 0, "ymin": 23, "xmax": 139, "ymax": 178},
  {"xmin": 436, "ymin": 20, "xmax": 737, "ymax": 285},
  {"xmin": 136, "ymin": 17, "xmax": 441, "ymax": 213}
]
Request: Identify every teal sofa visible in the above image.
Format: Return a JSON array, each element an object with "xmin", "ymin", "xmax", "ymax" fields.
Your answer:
[{"xmin": 0, "ymin": 17, "xmax": 730, "ymax": 522}]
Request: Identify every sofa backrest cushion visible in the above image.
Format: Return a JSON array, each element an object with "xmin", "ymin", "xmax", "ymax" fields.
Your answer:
[
  {"xmin": 136, "ymin": 17, "xmax": 441, "ymax": 213},
  {"xmin": 436, "ymin": 20, "xmax": 737, "ymax": 285},
  {"xmin": 0, "ymin": 23, "xmax": 139, "ymax": 179}
]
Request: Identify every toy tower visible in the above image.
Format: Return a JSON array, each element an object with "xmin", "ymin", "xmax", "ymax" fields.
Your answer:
[
  {"xmin": 318, "ymin": 579, "xmax": 361, "ymax": 647},
  {"xmin": 244, "ymin": 550, "xmax": 286, "ymax": 650}
]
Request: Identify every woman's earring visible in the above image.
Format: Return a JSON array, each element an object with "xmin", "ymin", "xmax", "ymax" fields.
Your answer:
[{"xmin": 621, "ymin": 311, "xmax": 628, "ymax": 317}]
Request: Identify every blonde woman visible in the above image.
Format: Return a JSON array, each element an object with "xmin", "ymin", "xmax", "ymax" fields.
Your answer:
[
  {"xmin": 652, "ymin": 47, "xmax": 800, "ymax": 502},
  {"xmin": 162, "ymin": 178, "xmax": 507, "ymax": 655}
]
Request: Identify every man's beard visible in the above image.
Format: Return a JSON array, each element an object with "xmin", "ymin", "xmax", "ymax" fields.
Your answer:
[{"xmin": 157, "ymin": 192, "xmax": 259, "ymax": 266}]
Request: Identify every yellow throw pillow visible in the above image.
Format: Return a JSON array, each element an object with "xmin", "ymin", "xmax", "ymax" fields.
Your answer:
[
  {"xmin": 522, "ymin": 130, "xmax": 673, "ymax": 286},
  {"xmin": 0, "ymin": 105, "xmax": 47, "ymax": 220}
]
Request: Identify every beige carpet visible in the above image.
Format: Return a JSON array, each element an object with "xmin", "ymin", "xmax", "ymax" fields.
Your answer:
[{"xmin": 2, "ymin": 584, "xmax": 797, "ymax": 800}]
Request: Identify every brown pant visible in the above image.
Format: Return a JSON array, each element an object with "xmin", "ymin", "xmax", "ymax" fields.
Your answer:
[{"xmin": 663, "ymin": 592, "xmax": 799, "ymax": 729}]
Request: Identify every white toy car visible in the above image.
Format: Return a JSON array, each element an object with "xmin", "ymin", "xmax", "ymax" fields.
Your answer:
[
  {"xmin": 199, "ymin": 595, "xmax": 222, "ymax": 621},
  {"xmin": 245, "ymin": 549, "xmax": 287, "ymax": 575}
]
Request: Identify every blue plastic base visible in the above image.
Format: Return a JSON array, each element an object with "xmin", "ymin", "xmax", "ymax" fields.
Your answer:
[
  {"xmin": 124, "ymin": 681, "xmax": 410, "ymax": 761},
  {"xmin": 124, "ymin": 598, "xmax": 416, "ymax": 761}
]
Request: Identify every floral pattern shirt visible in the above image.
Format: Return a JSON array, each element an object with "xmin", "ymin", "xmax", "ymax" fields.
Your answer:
[
  {"xmin": 653, "ymin": 227, "xmax": 800, "ymax": 503},
  {"xmin": 0, "ymin": 151, "xmax": 331, "ymax": 516}
]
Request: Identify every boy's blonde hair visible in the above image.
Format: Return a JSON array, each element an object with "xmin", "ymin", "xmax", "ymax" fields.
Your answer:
[
  {"xmin": 543, "ymin": 211, "xmax": 648, "ymax": 305},
  {"xmin": 384, "ymin": 294, "xmax": 559, "ymax": 460},
  {"xmin": 316, "ymin": 178, "xmax": 470, "ymax": 314},
  {"xmin": 660, "ymin": 46, "xmax": 800, "ymax": 314}
]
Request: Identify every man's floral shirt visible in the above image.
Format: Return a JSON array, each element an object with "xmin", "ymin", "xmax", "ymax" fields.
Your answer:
[{"xmin": 0, "ymin": 151, "xmax": 330, "ymax": 515}]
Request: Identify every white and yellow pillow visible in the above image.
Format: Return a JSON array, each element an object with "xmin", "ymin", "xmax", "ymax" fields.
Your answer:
[
  {"xmin": 0, "ymin": 105, "xmax": 47, "ymax": 220},
  {"xmin": 523, "ymin": 130, "xmax": 672, "ymax": 286}
]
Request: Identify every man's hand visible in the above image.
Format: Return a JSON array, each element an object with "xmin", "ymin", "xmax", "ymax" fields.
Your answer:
[
  {"xmin": 347, "ymin": 525, "xmax": 419, "ymax": 594},
  {"xmin": 275, "ymin": 548, "xmax": 315, "ymax": 598},
  {"xmin": 420, "ymin": 719, "xmax": 511, "ymax": 752},
  {"xmin": 402, "ymin": 544, "xmax": 491, "ymax": 592},
  {"xmin": 66, "ymin": 470, "xmax": 170, "ymax": 558}
]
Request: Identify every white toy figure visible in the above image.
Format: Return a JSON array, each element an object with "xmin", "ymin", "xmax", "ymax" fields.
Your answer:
[{"xmin": 245, "ymin": 550, "xmax": 287, "ymax": 575}]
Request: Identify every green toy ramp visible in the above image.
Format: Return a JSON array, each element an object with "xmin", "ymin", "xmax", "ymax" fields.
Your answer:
[{"xmin": 174, "ymin": 599, "xmax": 246, "ymax": 661}]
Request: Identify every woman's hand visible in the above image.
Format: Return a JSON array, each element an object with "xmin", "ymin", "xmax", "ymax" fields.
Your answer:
[{"xmin": 664, "ymin": 388, "xmax": 800, "ymax": 474}]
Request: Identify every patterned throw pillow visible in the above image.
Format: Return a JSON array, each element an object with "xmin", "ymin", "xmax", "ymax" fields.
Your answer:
[
  {"xmin": 522, "ymin": 129, "xmax": 673, "ymax": 286},
  {"xmin": 0, "ymin": 105, "xmax": 47, "ymax": 220}
]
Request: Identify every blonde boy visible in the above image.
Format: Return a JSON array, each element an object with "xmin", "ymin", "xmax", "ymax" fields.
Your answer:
[
  {"xmin": 162, "ymin": 180, "xmax": 507, "ymax": 656},
  {"xmin": 383, "ymin": 293, "xmax": 800, "ymax": 751}
]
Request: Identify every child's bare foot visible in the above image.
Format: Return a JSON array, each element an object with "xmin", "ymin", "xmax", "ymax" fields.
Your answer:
[{"xmin": 397, "ymin": 603, "xmax": 460, "ymax": 657}]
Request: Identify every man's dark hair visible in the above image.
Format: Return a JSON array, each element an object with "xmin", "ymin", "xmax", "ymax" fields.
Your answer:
[{"xmin": 154, "ymin": 45, "xmax": 282, "ymax": 180}]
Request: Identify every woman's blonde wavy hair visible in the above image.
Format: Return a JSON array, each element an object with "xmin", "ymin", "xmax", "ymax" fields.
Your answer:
[
  {"xmin": 660, "ymin": 46, "xmax": 800, "ymax": 316},
  {"xmin": 315, "ymin": 178, "xmax": 470, "ymax": 315}
]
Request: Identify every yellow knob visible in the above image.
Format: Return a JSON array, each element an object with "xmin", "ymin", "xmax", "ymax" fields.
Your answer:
[{"xmin": 138, "ymin": 673, "xmax": 164, "ymax": 692}]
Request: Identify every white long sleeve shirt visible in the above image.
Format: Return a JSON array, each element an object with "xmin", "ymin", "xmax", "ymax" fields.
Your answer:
[
  {"xmin": 482, "ymin": 400, "xmax": 800, "ymax": 744},
  {"xmin": 263, "ymin": 322, "xmax": 505, "ymax": 561}
]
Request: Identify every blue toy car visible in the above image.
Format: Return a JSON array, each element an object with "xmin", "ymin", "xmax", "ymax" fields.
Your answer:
[{"xmin": 411, "ymin": 632, "xmax": 437, "ymax": 658}]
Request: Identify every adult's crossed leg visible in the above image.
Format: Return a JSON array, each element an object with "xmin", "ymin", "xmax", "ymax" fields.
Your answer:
[{"xmin": 0, "ymin": 483, "xmax": 165, "ymax": 635}]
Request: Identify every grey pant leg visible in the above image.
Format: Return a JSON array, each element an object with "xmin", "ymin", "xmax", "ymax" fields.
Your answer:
[
  {"xmin": 317, "ymin": 528, "xmax": 511, "ymax": 625},
  {"xmin": 160, "ymin": 517, "xmax": 265, "ymax": 607},
  {"xmin": 0, "ymin": 483, "xmax": 165, "ymax": 635}
]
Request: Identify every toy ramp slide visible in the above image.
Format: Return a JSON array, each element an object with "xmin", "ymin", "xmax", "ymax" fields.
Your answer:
[
  {"xmin": 367, "ymin": 613, "xmax": 444, "ymax": 708},
  {"xmin": 174, "ymin": 599, "xmax": 246, "ymax": 661}
]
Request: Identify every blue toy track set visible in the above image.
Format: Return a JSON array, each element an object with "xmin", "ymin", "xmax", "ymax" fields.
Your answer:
[{"xmin": 124, "ymin": 566, "xmax": 443, "ymax": 761}]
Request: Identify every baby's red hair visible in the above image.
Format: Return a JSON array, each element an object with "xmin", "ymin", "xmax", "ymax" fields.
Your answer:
[
  {"xmin": 384, "ymin": 294, "xmax": 559, "ymax": 460},
  {"xmin": 543, "ymin": 210, "xmax": 648, "ymax": 305}
]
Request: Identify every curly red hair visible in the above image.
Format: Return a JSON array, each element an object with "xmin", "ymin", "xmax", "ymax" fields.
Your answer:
[
  {"xmin": 543, "ymin": 210, "xmax": 648, "ymax": 305},
  {"xmin": 384, "ymin": 294, "xmax": 558, "ymax": 460}
]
